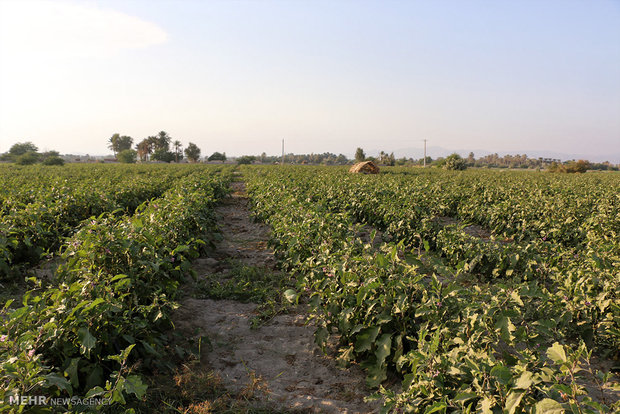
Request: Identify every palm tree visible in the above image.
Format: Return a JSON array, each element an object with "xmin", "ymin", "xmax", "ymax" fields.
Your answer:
[
  {"xmin": 136, "ymin": 138, "xmax": 154, "ymax": 162},
  {"xmin": 108, "ymin": 133, "xmax": 120, "ymax": 157},
  {"xmin": 155, "ymin": 131, "xmax": 171, "ymax": 151},
  {"xmin": 173, "ymin": 140, "xmax": 182, "ymax": 162}
]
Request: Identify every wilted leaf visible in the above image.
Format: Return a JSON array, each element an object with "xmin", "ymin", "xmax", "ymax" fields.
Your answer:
[
  {"xmin": 514, "ymin": 370, "xmax": 534, "ymax": 389},
  {"xmin": 505, "ymin": 391, "xmax": 524, "ymax": 414},
  {"xmin": 546, "ymin": 342, "xmax": 567, "ymax": 364},
  {"xmin": 283, "ymin": 289, "xmax": 298, "ymax": 303},
  {"xmin": 534, "ymin": 398, "xmax": 565, "ymax": 413}
]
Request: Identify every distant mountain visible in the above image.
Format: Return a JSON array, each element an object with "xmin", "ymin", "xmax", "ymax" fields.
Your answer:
[{"xmin": 368, "ymin": 147, "xmax": 620, "ymax": 164}]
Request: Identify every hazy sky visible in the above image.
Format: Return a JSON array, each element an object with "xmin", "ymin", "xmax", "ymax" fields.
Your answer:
[{"xmin": 1, "ymin": 0, "xmax": 619, "ymax": 159}]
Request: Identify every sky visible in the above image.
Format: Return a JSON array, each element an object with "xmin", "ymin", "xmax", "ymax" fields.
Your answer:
[{"xmin": 0, "ymin": 0, "xmax": 619, "ymax": 161}]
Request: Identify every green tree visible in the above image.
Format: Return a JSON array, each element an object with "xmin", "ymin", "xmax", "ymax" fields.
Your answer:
[
  {"xmin": 417, "ymin": 156, "xmax": 432, "ymax": 166},
  {"xmin": 151, "ymin": 148, "xmax": 175, "ymax": 163},
  {"xmin": 117, "ymin": 136, "xmax": 133, "ymax": 152},
  {"xmin": 548, "ymin": 159, "xmax": 590, "ymax": 173},
  {"xmin": 355, "ymin": 147, "xmax": 366, "ymax": 162},
  {"xmin": 15, "ymin": 151, "xmax": 40, "ymax": 165},
  {"xmin": 42, "ymin": 156, "xmax": 65, "ymax": 166},
  {"xmin": 41, "ymin": 151, "xmax": 64, "ymax": 166},
  {"xmin": 173, "ymin": 140, "xmax": 183, "ymax": 162},
  {"xmin": 443, "ymin": 153, "xmax": 467, "ymax": 170},
  {"xmin": 117, "ymin": 149, "xmax": 137, "ymax": 163},
  {"xmin": 379, "ymin": 151, "xmax": 395, "ymax": 166},
  {"xmin": 237, "ymin": 155, "xmax": 255, "ymax": 165},
  {"xmin": 208, "ymin": 152, "xmax": 227, "ymax": 162},
  {"xmin": 136, "ymin": 139, "xmax": 153, "ymax": 162},
  {"xmin": 108, "ymin": 133, "xmax": 120, "ymax": 157},
  {"xmin": 154, "ymin": 131, "xmax": 171, "ymax": 152},
  {"xmin": 236, "ymin": 155, "xmax": 256, "ymax": 165},
  {"xmin": 108, "ymin": 134, "xmax": 133, "ymax": 157},
  {"xmin": 6, "ymin": 142, "xmax": 38, "ymax": 160},
  {"xmin": 467, "ymin": 152, "xmax": 475, "ymax": 166},
  {"xmin": 184, "ymin": 142, "xmax": 201, "ymax": 163}
]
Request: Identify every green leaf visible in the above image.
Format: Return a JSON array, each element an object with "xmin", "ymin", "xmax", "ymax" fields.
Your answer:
[
  {"xmin": 505, "ymin": 391, "xmax": 524, "ymax": 414},
  {"xmin": 546, "ymin": 342, "xmax": 567, "ymax": 364},
  {"xmin": 172, "ymin": 245, "xmax": 190, "ymax": 254},
  {"xmin": 85, "ymin": 386, "xmax": 106, "ymax": 399},
  {"xmin": 82, "ymin": 297, "xmax": 105, "ymax": 313},
  {"xmin": 110, "ymin": 274, "xmax": 129, "ymax": 282},
  {"xmin": 534, "ymin": 398, "xmax": 565, "ymax": 414},
  {"xmin": 424, "ymin": 401, "xmax": 447, "ymax": 414},
  {"xmin": 490, "ymin": 365, "xmax": 512, "ymax": 385},
  {"xmin": 124, "ymin": 375, "xmax": 148, "ymax": 397},
  {"xmin": 453, "ymin": 392, "xmax": 477, "ymax": 402},
  {"xmin": 44, "ymin": 373, "xmax": 72, "ymax": 392},
  {"xmin": 355, "ymin": 326, "xmax": 380, "ymax": 352},
  {"xmin": 375, "ymin": 334, "xmax": 392, "ymax": 367},
  {"xmin": 366, "ymin": 364, "xmax": 387, "ymax": 388},
  {"xmin": 402, "ymin": 373, "xmax": 414, "ymax": 389},
  {"xmin": 64, "ymin": 358, "xmax": 80, "ymax": 388},
  {"xmin": 77, "ymin": 327, "xmax": 96, "ymax": 358},
  {"xmin": 111, "ymin": 388, "xmax": 126, "ymax": 404},
  {"xmin": 85, "ymin": 366, "xmax": 103, "ymax": 390},
  {"xmin": 495, "ymin": 315, "xmax": 516, "ymax": 342},
  {"xmin": 120, "ymin": 343, "xmax": 136, "ymax": 361}
]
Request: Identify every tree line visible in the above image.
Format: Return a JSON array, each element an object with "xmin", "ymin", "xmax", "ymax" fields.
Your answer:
[
  {"xmin": 351, "ymin": 148, "xmax": 618, "ymax": 171},
  {"xmin": 0, "ymin": 142, "xmax": 65, "ymax": 165},
  {"xmin": 108, "ymin": 131, "xmax": 206, "ymax": 163},
  {"xmin": 2, "ymin": 139, "xmax": 616, "ymax": 171}
]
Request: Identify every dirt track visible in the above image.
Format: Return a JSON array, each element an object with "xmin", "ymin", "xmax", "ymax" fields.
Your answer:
[{"xmin": 174, "ymin": 180, "xmax": 378, "ymax": 413}]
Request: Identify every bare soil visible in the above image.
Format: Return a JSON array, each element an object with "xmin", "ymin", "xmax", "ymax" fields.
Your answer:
[{"xmin": 174, "ymin": 180, "xmax": 378, "ymax": 413}]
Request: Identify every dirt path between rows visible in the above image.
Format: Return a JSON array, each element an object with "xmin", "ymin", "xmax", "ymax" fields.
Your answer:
[{"xmin": 174, "ymin": 178, "xmax": 378, "ymax": 413}]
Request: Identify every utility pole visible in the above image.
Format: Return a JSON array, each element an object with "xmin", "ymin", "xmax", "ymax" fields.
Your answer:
[
  {"xmin": 281, "ymin": 139, "xmax": 285, "ymax": 165},
  {"xmin": 423, "ymin": 139, "xmax": 427, "ymax": 168}
]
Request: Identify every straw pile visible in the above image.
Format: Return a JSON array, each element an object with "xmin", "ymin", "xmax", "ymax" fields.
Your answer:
[{"xmin": 349, "ymin": 161, "xmax": 380, "ymax": 174}]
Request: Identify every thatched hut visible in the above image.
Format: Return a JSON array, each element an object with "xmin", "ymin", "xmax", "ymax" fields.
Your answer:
[{"xmin": 349, "ymin": 161, "xmax": 380, "ymax": 174}]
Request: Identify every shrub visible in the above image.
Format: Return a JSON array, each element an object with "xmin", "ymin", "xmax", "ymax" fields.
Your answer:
[
  {"xmin": 443, "ymin": 153, "xmax": 467, "ymax": 170},
  {"xmin": 42, "ymin": 156, "xmax": 65, "ymax": 166},
  {"xmin": 15, "ymin": 151, "xmax": 39, "ymax": 165},
  {"xmin": 237, "ymin": 155, "xmax": 256, "ymax": 165},
  {"xmin": 548, "ymin": 160, "xmax": 590, "ymax": 173},
  {"xmin": 117, "ymin": 149, "xmax": 137, "ymax": 164}
]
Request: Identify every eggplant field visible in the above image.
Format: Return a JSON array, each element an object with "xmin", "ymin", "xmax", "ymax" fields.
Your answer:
[
  {"xmin": 244, "ymin": 166, "xmax": 619, "ymax": 412},
  {"xmin": 1, "ymin": 164, "xmax": 619, "ymax": 413}
]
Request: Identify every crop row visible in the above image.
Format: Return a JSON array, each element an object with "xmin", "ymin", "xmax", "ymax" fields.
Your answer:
[
  {"xmin": 0, "ymin": 164, "xmax": 215, "ymax": 278},
  {"xmin": 382, "ymin": 167, "xmax": 618, "ymax": 248},
  {"xmin": 0, "ymin": 164, "xmax": 196, "ymax": 215},
  {"xmin": 244, "ymin": 166, "xmax": 618, "ymax": 413},
  {"xmin": 251, "ymin": 167, "xmax": 618, "ymax": 352},
  {"xmin": 0, "ymin": 167, "xmax": 232, "ymax": 411}
]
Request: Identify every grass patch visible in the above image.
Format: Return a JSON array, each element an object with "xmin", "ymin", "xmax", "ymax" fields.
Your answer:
[
  {"xmin": 133, "ymin": 358, "xmax": 289, "ymax": 414},
  {"xmin": 194, "ymin": 260, "xmax": 296, "ymax": 327}
]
